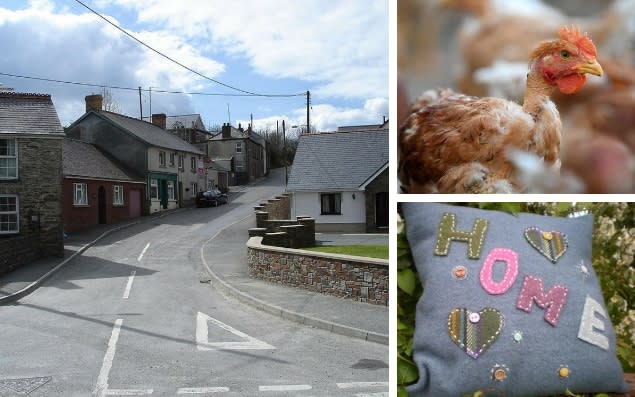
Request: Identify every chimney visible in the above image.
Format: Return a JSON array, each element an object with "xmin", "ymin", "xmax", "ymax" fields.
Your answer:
[
  {"xmin": 238, "ymin": 123, "xmax": 243, "ymax": 133},
  {"xmin": 151, "ymin": 113, "xmax": 167, "ymax": 129},
  {"xmin": 222, "ymin": 123, "xmax": 231, "ymax": 139},
  {"xmin": 85, "ymin": 94, "xmax": 103, "ymax": 112}
]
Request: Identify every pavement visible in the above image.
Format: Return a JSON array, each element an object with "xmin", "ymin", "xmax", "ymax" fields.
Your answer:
[{"xmin": 0, "ymin": 205, "xmax": 389, "ymax": 345}]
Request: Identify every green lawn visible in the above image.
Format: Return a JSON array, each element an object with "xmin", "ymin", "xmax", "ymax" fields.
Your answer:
[{"xmin": 304, "ymin": 244, "xmax": 388, "ymax": 259}]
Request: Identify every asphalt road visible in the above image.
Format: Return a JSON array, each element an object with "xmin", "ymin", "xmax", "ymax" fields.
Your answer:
[{"xmin": 0, "ymin": 169, "xmax": 388, "ymax": 397}]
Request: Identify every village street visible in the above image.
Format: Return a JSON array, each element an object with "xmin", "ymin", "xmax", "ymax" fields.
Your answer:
[{"xmin": 0, "ymin": 169, "xmax": 388, "ymax": 397}]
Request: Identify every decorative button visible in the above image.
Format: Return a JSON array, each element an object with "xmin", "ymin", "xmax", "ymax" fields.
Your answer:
[
  {"xmin": 513, "ymin": 331, "xmax": 523, "ymax": 343},
  {"xmin": 542, "ymin": 231, "xmax": 553, "ymax": 240},
  {"xmin": 558, "ymin": 366, "xmax": 570, "ymax": 378},
  {"xmin": 493, "ymin": 368, "xmax": 507, "ymax": 381},
  {"xmin": 453, "ymin": 265, "xmax": 467, "ymax": 280},
  {"xmin": 468, "ymin": 312, "xmax": 480, "ymax": 323}
]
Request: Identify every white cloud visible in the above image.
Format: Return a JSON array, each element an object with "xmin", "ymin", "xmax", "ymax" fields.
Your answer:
[{"xmin": 97, "ymin": 0, "xmax": 388, "ymax": 100}]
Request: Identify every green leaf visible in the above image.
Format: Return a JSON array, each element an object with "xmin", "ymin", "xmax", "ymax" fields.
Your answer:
[
  {"xmin": 397, "ymin": 385, "xmax": 409, "ymax": 397},
  {"xmin": 397, "ymin": 254, "xmax": 413, "ymax": 270},
  {"xmin": 555, "ymin": 202, "xmax": 574, "ymax": 215},
  {"xmin": 397, "ymin": 356, "xmax": 419, "ymax": 384},
  {"xmin": 398, "ymin": 267, "xmax": 417, "ymax": 295},
  {"xmin": 397, "ymin": 319, "xmax": 408, "ymax": 330}
]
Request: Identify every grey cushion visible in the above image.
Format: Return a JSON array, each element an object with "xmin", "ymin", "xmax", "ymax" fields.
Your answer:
[{"xmin": 402, "ymin": 203, "xmax": 628, "ymax": 397}]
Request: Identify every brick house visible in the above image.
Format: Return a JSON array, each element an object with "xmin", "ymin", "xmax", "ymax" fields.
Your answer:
[
  {"xmin": 66, "ymin": 95, "xmax": 206, "ymax": 213},
  {"xmin": 207, "ymin": 123, "xmax": 266, "ymax": 185},
  {"xmin": 286, "ymin": 125, "xmax": 388, "ymax": 233},
  {"xmin": 0, "ymin": 92, "xmax": 64, "ymax": 274},
  {"xmin": 63, "ymin": 138, "xmax": 146, "ymax": 233}
]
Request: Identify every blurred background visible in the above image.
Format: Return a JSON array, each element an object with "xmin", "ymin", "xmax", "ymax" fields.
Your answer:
[{"xmin": 398, "ymin": 0, "xmax": 635, "ymax": 193}]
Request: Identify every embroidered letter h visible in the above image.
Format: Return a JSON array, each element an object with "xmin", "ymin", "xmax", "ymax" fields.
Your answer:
[{"xmin": 434, "ymin": 212, "xmax": 489, "ymax": 259}]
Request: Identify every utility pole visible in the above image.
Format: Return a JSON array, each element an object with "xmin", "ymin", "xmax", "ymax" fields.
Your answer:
[
  {"xmin": 138, "ymin": 86, "xmax": 143, "ymax": 120},
  {"xmin": 283, "ymin": 120, "xmax": 287, "ymax": 185},
  {"xmin": 306, "ymin": 90, "xmax": 310, "ymax": 134},
  {"xmin": 227, "ymin": 103, "xmax": 231, "ymax": 124},
  {"xmin": 149, "ymin": 86, "xmax": 152, "ymax": 118}
]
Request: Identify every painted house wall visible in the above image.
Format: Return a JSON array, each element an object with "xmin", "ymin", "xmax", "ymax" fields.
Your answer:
[
  {"xmin": 291, "ymin": 191, "xmax": 366, "ymax": 233},
  {"xmin": 0, "ymin": 134, "xmax": 64, "ymax": 274},
  {"xmin": 63, "ymin": 178, "xmax": 145, "ymax": 233}
]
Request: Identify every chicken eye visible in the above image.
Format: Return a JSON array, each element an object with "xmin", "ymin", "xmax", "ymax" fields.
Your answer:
[{"xmin": 560, "ymin": 50, "xmax": 570, "ymax": 59}]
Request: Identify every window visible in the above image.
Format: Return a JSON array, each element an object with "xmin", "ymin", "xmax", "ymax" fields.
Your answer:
[
  {"xmin": 178, "ymin": 155, "xmax": 184, "ymax": 170},
  {"xmin": 0, "ymin": 195, "xmax": 18, "ymax": 234},
  {"xmin": 320, "ymin": 193, "xmax": 341, "ymax": 215},
  {"xmin": 167, "ymin": 180, "xmax": 175, "ymax": 200},
  {"xmin": 169, "ymin": 153, "xmax": 175, "ymax": 167},
  {"xmin": 236, "ymin": 164, "xmax": 244, "ymax": 172},
  {"xmin": 73, "ymin": 183, "xmax": 88, "ymax": 205},
  {"xmin": 113, "ymin": 185, "xmax": 124, "ymax": 206},
  {"xmin": 0, "ymin": 138, "xmax": 18, "ymax": 179},
  {"xmin": 191, "ymin": 182, "xmax": 198, "ymax": 197},
  {"xmin": 150, "ymin": 179, "xmax": 158, "ymax": 199},
  {"xmin": 159, "ymin": 151, "xmax": 166, "ymax": 167},
  {"xmin": 191, "ymin": 156, "xmax": 196, "ymax": 171},
  {"xmin": 235, "ymin": 142, "xmax": 243, "ymax": 153}
]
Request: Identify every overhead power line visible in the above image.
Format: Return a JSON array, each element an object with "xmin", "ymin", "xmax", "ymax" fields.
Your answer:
[
  {"xmin": 73, "ymin": 0, "xmax": 305, "ymax": 98},
  {"xmin": 0, "ymin": 71, "xmax": 300, "ymax": 98}
]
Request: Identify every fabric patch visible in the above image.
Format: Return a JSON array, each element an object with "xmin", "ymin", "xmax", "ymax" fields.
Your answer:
[
  {"xmin": 479, "ymin": 248, "xmax": 519, "ymax": 295},
  {"xmin": 448, "ymin": 307, "xmax": 504, "ymax": 359},
  {"xmin": 435, "ymin": 212, "xmax": 489, "ymax": 259},
  {"xmin": 524, "ymin": 227, "xmax": 568, "ymax": 263},
  {"xmin": 577, "ymin": 294, "xmax": 609, "ymax": 350},
  {"xmin": 516, "ymin": 275, "xmax": 568, "ymax": 327}
]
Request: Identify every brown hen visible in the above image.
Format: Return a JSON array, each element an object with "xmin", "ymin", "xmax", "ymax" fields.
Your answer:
[{"xmin": 398, "ymin": 26, "xmax": 603, "ymax": 193}]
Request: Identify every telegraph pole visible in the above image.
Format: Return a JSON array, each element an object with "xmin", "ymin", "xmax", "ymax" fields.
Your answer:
[
  {"xmin": 306, "ymin": 90, "xmax": 310, "ymax": 134},
  {"xmin": 283, "ymin": 120, "xmax": 287, "ymax": 185},
  {"xmin": 138, "ymin": 86, "xmax": 143, "ymax": 120}
]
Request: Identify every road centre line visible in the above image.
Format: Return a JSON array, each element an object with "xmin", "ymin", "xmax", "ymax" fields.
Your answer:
[
  {"xmin": 177, "ymin": 387, "xmax": 229, "ymax": 394},
  {"xmin": 137, "ymin": 243, "xmax": 150, "ymax": 261},
  {"xmin": 105, "ymin": 389, "xmax": 153, "ymax": 395},
  {"xmin": 122, "ymin": 271, "xmax": 136, "ymax": 299},
  {"xmin": 258, "ymin": 384, "xmax": 312, "ymax": 392},
  {"xmin": 337, "ymin": 382, "xmax": 389, "ymax": 389},
  {"xmin": 93, "ymin": 319, "xmax": 123, "ymax": 397}
]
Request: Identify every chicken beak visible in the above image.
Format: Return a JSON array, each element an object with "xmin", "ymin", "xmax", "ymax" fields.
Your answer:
[{"xmin": 575, "ymin": 59, "xmax": 603, "ymax": 76}]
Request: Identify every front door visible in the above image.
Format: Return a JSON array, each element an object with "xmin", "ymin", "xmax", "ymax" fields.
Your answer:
[
  {"xmin": 160, "ymin": 180, "xmax": 168, "ymax": 209},
  {"xmin": 375, "ymin": 192, "xmax": 388, "ymax": 228},
  {"xmin": 129, "ymin": 189, "xmax": 141, "ymax": 218},
  {"xmin": 98, "ymin": 186, "xmax": 107, "ymax": 224}
]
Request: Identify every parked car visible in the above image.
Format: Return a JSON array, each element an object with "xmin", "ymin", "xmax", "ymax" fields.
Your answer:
[{"xmin": 196, "ymin": 190, "xmax": 228, "ymax": 207}]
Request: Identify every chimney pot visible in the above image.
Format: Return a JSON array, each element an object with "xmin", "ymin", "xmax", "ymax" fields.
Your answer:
[
  {"xmin": 151, "ymin": 113, "xmax": 167, "ymax": 130},
  {"xmin": 85, "ymin": 94, "xmax": 103, "ymax": 113}
]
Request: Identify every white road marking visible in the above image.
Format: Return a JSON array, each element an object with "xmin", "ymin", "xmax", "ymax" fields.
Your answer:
[
  {"xmin": 196, "ymin": 312, "xmax": 275, "ymax": 350},
  {"xmin": 93, "ymin": 319, "xmax": 123, "ymax": 397},
  {"xmin": 122, "ymin": 271, "xmax": 136, "ymax": 299},
  {"xmin": 354, "ymin": 393, "xmax": 388, "ymax": 397},
  {"xmin": 258, "ymin": 384, "xmax": 312, "ymax": 392},
  {"xmin": 176, "ymin": 387, "xmax": 229, "ymax": 394},
  {"xmin": 105, "ymin": 389, "xmax": 153, "ymax": 395},
  {"xmin": 137, "ymin": 243, "xmax": 150, "ymax": 261},
  {"xmin": 337, "ymin": 382, "xmax": 389, "ymax": 389}
]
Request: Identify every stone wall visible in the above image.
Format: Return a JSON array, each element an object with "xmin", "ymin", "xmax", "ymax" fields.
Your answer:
[
  {"xmin": 0, "ymin": 135, "xmax": 64, "ymax": 274},
  {"xmin": 251, "ymin": 212, "xmax": 315, "ymax": 248},
  {"xmin": 247, "ymin": 237, "xmax": 388, "ymax": 306}
]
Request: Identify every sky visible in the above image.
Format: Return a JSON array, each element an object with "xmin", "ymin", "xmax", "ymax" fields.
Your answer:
[{"xmin": 0, "ymin": 0, "xmax": 388, "ymax": 135}]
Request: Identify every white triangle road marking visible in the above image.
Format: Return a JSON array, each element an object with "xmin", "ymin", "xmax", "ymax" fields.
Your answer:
[{"xmin": 196, "ymin": 312, "xmax": 275, "ymax": 351}]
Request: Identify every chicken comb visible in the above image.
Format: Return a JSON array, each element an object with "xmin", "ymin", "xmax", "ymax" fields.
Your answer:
[{"xmin": 559, "ymin": 25, "xmax": 597, "ymax": 58}]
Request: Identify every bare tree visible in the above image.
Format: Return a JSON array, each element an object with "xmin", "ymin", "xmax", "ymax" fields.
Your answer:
[{"xmin": 100, "ymin": 87, "xmax": 122, "ymax": 113}]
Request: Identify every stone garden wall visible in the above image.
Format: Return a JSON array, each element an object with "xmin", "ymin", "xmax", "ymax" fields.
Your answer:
[{"xmin": 247, "ymin": 237, "xmax": 388, "ymax": 306}]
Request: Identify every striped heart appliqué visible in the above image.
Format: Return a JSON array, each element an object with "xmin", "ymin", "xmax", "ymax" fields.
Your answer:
[
  {"xmin": 448, "ymin": 307, "xmax": 504, "ymax": 359},
  {"xmin": 524, "ymin": 227, "xmax": 568, "ymax": 263}
]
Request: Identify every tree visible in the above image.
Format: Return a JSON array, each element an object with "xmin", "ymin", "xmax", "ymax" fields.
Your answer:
[{"xmin": 100, "ymin": 87, "xmax": 122, "ymax": 113}]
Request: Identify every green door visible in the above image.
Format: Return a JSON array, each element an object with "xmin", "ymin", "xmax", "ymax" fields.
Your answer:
[{"xmin": 160, "ymin": 180, "xmax": 168, "ymax": 209}]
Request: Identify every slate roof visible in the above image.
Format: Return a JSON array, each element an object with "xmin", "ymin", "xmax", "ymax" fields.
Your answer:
[
  {"xmin": 63, "ymin": 138, "xmax": 143, "ymax": 182},
  {"xmin": 81, "ymin": 111, "xmax": 204, "ymax": 155},
  {"xmin": 0, "ymin": 92, "xmax": 63, "ymax": 134},
  {"xmin": 287, "ymin": 128, "xmax": 388, "ymax": 191},
  {"xmin": 205, "ymin": 160, "xmax": 231, "ymax": 172},
  {"xmin": 166, "ymin": 114, "xmax": 206, "ymax": 131}
]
